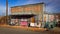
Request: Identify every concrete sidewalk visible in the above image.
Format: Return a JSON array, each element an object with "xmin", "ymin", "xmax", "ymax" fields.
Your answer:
[
  {"xmin": 0, "ymin": 24, "xmax": 46, "ymax": 32},
  {"xmin": 52, "ymin": 27, "xmax": 60, "ymax": 32}
]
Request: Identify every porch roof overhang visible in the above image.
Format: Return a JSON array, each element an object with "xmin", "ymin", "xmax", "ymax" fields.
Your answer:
[{"xmin": 10, "ymin": 14, "xmax": 35, "ymax": 19}]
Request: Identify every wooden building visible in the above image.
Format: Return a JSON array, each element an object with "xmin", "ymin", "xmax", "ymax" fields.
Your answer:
[{"xmin": 9, "ymin": 3, "xmax": 44, "ymax": 27}]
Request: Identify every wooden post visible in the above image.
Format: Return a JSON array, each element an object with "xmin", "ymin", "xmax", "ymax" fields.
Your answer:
[{"xmin": 6, "ymin": 0, "xmax": 8, "ymax": 24}]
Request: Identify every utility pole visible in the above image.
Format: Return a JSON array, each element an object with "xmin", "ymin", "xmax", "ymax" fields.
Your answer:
[{"xmin": 6, "ymin": 0, "xmax": 8, "ymax": 24}]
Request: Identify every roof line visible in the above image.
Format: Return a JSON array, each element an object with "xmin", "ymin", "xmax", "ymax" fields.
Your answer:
[{"xmin": 11, "ymin": 2, "xmax": 44, "ymax": 8}]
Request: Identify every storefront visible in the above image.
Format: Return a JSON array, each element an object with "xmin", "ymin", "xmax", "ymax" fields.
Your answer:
[{"xmin": 10, "ymin": 14, "xmax": 35, "ymax": 27}]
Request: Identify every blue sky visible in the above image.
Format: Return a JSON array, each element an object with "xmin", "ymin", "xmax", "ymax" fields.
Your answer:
[{"xmin": 0, "ymin": 0, "xmax": 60, "ymax": 16}]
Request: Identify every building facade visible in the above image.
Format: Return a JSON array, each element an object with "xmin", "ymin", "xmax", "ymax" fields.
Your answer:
[{"xmin": 9, "ymin": 3, "xmax": 44, "ymax": 27}]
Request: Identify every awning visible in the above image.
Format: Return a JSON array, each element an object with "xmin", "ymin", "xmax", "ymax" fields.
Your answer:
[{"xmin": 10, "ymin": 14, "xmax": 35, "ymax": 19}]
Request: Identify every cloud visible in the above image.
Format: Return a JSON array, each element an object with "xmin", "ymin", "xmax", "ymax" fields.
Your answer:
[
  {"xmin": 0, "ymin": 5, "xmax": 6, "ymax": 12},
  {"xmin": 0, "ymin": 5, "xmax": 6, "ymax": 16},
  {"xmin": 43, "ymin": 0, "xmax": 60, "ymax": 13},
  {"xmin": 0, "ymin": 5, "xmax": 10, "ymax": 16}
]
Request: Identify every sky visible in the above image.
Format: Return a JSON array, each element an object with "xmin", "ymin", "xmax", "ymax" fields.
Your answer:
[{"xmin": 0, "ymin": 0, "xmax": 60, "ymax": 16}]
